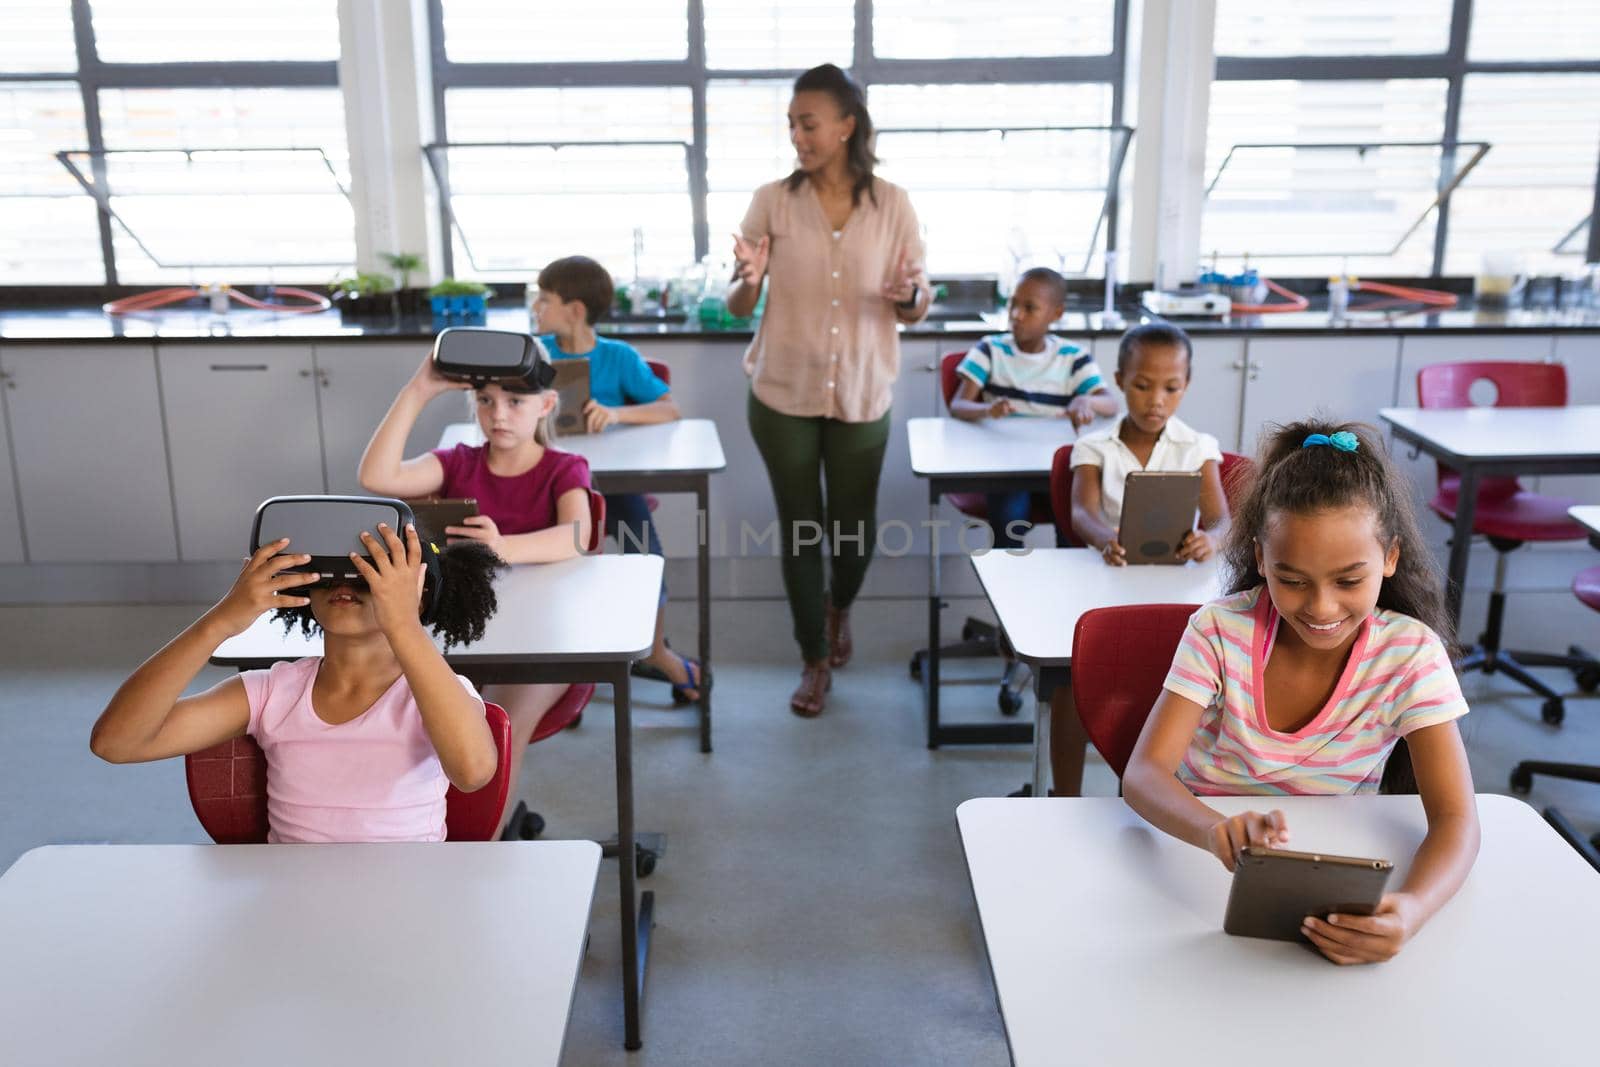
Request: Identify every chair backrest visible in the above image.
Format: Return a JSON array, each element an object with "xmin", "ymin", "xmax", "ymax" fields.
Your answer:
[
  {"xmin": 646, "ymin": 359, "xmax": 671, "ymax": 387},
  {"xmin": 1219, "ymin": 451, "xmax": 1254, "ymax": 514},
  {"xmin": 1047, "ymin": 444, "xmax": 1086, "ymax": 548},
  {"xmin": 1416, "ymin": 361, "xmax": 1566, "ymax": 499},
  {"xmin": 939, "ymin": 351, "xmax": 965, "ymax": 410},
  {"xmin": 585, "ymin": 488, "xmax": 606, "ymax": 553},
  {"xmin": 1070, "ymin": 604, "xmax": 1198, "ymax": 778},
  {"xmin": 185, "ymin": 700, "xmax": 515, "ymax": 844}
]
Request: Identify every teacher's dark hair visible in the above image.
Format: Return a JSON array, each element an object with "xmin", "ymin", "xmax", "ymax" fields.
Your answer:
[{"xmin": 787, "ymin": 63, "xmax": 878, "ymax": 208}]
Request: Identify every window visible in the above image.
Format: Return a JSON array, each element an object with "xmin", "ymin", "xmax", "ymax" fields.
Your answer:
[
  {"xmin": 0, "ymin": 84, "xmax": 103, "ymax": 283},
  {"xmin": 706, "ymin": 80, "xmax": 796, "ymax": 256},
  {"xmin": 704, "ymin": 0, "xmax": 853, "ymax": 70},
  {"xmin": 88, "ymin": 0, "xmax": 340, "ymax": 62},
  {"xmin": 1215, "ymin": 1, "xmax": 1452, "ymax": 58},
  {"xmin": 2, "ymin": 0, "xmax": 78, "ymax": 73},
  {"xmin": 440, "ymin": 0, "xmax": 688, "ymax": 63},
  {"xmin": 872, "ymin": 0, "xmax": 1115, "ymax": 59},
  {"xmin": 1467, "ymin": 0, "xmax": 1600, "ymax": 61}
]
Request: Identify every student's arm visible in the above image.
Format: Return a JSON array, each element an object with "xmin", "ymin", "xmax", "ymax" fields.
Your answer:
[
  {"xmin": 950, "ymin": 376, "xmax": 1012, "ymax": 421},
  {"xmin": 448, "ymin": 486, "xmax": 592, "ymax": 565},
  {"xmin": 1176, "ymin": 459, "xmax": 1229, "ymax": 563},
  {"xmin": 1121, "ymin": 689, "xmax": 1291, "ymax": 871},
  {"xmin": 1300, "ymin": 720, "xmax": 1479, "ymax": 965},
  {"xmin": 90, "ymin": 542, "xmax": 318, "ymax": 763},
  {"xmin": 1064, "ymin": 385, "xmax": 1118, "ymax": 428},
  {"xmin": 357, "ymin": 353, "xmax": 464, "ymax": 498},
  {"xmin": 585, "ymin": 353, "xmax": 682, "ymax": 432},
  {"xmin": 1069, "ymin": 462, "xmax": 1124, "ymax": 563},
  {"xmin": 353, "ymin": 524, "xmax": 497, "ymax": 792},
  {"xmin": 613, "ymin": 394, "xmax": 680, "ymax": 426}
]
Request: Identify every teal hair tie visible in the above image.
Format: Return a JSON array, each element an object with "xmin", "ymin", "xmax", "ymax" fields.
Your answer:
[{"xmin": 1302, "ymin": 431, "xmax": 1359, "ymax": 452}]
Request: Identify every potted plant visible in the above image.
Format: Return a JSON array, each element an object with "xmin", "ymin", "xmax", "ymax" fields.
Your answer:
[
  {"xmin": 428, "ymin": 278, "xmax": 493, "ymax": 321},
  {"xmin": 330, "ymin": 271, "xmax": 397, "ymax": 323},
  {"xmin": 381, "ymin": 251, "xmax": 425, "ymax": 317}
]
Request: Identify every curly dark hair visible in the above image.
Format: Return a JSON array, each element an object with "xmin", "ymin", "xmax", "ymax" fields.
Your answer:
[
  {"xmin": 1223, "ymin": 418, "xmax": 1455, "ymax": 794},
  {"xmin": 274, "ymin": 540, "xmax": 509, "ymax": 652},
  {"xmin": 785, "ymin": 63, "xmax": 879, "ymax": 208}
]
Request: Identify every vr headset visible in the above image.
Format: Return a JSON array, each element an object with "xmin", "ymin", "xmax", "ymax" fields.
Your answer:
[
  {"xmin": 431, "ymin": 327, "xmax": 556, "ymax": 391},
  {"xmin": 250, "ymin": 495, "xmax": 445, "ymax": 622}
]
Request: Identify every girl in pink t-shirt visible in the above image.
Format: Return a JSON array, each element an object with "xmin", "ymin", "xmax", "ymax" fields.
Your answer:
[
  {"xmin": 1122, "ymin": 419, "xmax": 1479, "ymax": 966},
  {"xmin": 91, "ymin": 523, "xmax": 507, "ymax": 843},
  {"xmin": 359, "ymin": 349, "xmax": 592, "ymax": 838}
]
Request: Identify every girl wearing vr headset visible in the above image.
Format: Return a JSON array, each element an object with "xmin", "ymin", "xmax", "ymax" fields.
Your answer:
[
  {"xmin": 359, "ymin": 345, "xmax": 598, "ymax": 837},
  {"xmin": 91, "ymin": 522, "xmax": 507, "ymax": 843}
]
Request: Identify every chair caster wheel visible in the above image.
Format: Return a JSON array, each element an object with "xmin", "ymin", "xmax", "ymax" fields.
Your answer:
[
  {"xmin": 1572, "ymin": 655, "xmax": 1600, "ymax": 693},
  {"xmin": 1509, "ymin": 766, "xmax": 1533, "ymax": 795},
  {"xmin": 635, "ymin": 846, "xmax": 658, "ymax": 879},
  {"xmin": 500, "ymin": 801, "xmax": 545, "ymax": 841},
  {"xmin": 909, "ymin": 653, "xmax": 922, "ymax": 680},
  {"xmin": 962, "ymin": 620, "xmax": 981, "ymax": 641},
  {"xmin": 998, "ymin": 686, "xmax": 1023, "ymax": 716},
  {"xmin": 1541, "ymin": 697, "xmax": 1565, "ymax": 726}
]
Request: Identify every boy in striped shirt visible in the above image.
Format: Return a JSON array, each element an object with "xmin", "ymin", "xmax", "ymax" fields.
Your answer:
[{"xmin": 950, "ymin": 267, "xmax": 1116, "ymax": 548}]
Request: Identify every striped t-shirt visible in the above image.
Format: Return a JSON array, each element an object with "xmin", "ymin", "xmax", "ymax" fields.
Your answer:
[
  {"xmin": 1162, "ymin": 587, "xmax": 1468, "ymax": 796},
  {"xmin": 955, "ymin": 333, "xmax": 1103, "ymax": 417}
]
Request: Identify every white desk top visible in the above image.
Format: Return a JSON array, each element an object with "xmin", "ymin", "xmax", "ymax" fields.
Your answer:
[
  {"xmin": 1571, "ymin": 505, "xmax": 1600, "ymax": 538},
  {"xmin": 958, "ymin": 795, "xmax": 1600, "ymax": 1067},
  {"xmin": 0, "ymin": 841, "xmax": 601, "ymax": 1067},
  {"xmin": 439, "ymin": 418, "xmax": 726, "ymax": 475},
  {"xmin": 1378, "ymin": 404, "xmax": 1600, "ymax": 461},
  {"xmin": 907, "ymin": 416, "xmax": 1112, "ymax": 478},
  {"xmin": 214, "ymin": 554, "xmax": 663, "ymax": 666},
  {"xmin": 971, "ymin": 548, "xmax": 1222, "ymax": 665}
]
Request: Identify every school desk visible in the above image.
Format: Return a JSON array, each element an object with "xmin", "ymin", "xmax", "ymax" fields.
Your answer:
[
  {"xmin": 0, "ymin": 841, "xmax": 600, "ymax": 1067},
  {"xmin": 1379, "ymin": 404, "xmax": 1600, "ymax": 628},
  {"xmin": 213, "ymin": 554, "xmax": 662, "ymax": 1050},
  {"xmin": 441, "ymin": 418, "xmax": 727, "ymax": 752},
  {"xmin": 907, "ymin": 415, "xmax": 1110, "ymax": 748},
  {"xmin": 958, "ymin": 794, "xmax": 1600, "ymax": 1067},
  {"xmin": 971, "ymin": 549, "xmax": 1222, "ymax": 796}
]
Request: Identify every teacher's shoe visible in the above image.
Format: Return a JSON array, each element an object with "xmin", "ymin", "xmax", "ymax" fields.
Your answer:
[
  {"xmin": 825, "ymin": 598, "xmax": 853, "ymax": 668},
  {"xmin": 790, "ymin": 659, "xmax": 832, "ymax": 717}
]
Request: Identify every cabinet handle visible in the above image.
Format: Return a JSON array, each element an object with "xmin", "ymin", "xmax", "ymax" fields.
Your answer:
[
  {"xmin": 299, "ymin": 369, "xmax": 312, "ymax": 377},
  {"xmin": 1230, "ymin": 360, "xmax": 1244, "ymax": 371},
  {"xmin": 0, "ymin": 370, "xmax": 12, "ymax": 390},
  {"xmin": 318, "ymin": 370, "xmax": 330, "ymax": 387},
  {"xmin": 209, "ymin": 364, "xmax": 268, "ymax": 372},
  {"xmin": 1247, "ymin": 359, "xmax": 1261, "ymax": 381}
]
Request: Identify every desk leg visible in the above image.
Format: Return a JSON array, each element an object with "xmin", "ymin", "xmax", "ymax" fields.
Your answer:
[
  {"xmin": 926, "ymin": 483, "xmax": 942, "ymax": 749},
  {"xmin": 696, "ymin": 476, "xmax": 712, "ymax": 754},
  {"xmin": 1030, "ymin": 690, "xmax": 1050, "ymax": 798},
  {"xmin": 1445, "ymin": 465, "xmax": 1478, "ymax": 632},
  {"xmin": 1047, "ymin": 680, "xmax": 1087, "ymax": 797},
  {"xmin": 612, "ymin": 669, "xmax": 651, "ymax": 1050}
]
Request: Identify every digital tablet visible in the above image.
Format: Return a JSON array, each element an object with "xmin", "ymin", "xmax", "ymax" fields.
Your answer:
[
  {"xmin": 405, "ymin": 498, "xmax": 479, "ymax": 545},
  {"xmin": 1223, "ymin": 846, "xmax": 1393, "ymax": 942},
  {"xmin": 1119, "ymin": 470, "xmax": 1202, "ymax": 565},
  {"xmin": 550, "ymin": 357, "xmax": 591, "ymax": 436}
]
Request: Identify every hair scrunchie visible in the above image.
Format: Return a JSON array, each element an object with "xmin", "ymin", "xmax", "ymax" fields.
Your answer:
[{"xmin": 1302, "ymin": 430, "xmax": 1359, "ymax": 452}]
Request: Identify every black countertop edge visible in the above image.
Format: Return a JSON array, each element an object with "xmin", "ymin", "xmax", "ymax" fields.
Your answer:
[{"xmin": 2, "ymin": 304, "xmax": 1599, "ymax": 344}]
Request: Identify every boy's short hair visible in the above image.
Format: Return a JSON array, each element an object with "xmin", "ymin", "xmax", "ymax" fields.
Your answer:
[
  {"xmin": 1015, "ymin": 266, "xmax": 1068, "ymax": 308},
  {"xmin": 537, "ymin": 255, "xmax": 614, "ymax": 325},
  {"xmin": 1116, "ymin": 322, "xmax": 1194, "ymax": 380}
]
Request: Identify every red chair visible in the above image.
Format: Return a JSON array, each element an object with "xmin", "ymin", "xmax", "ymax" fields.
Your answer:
[
  {"xmin": 1069, "ymin": 604, "xmax": 1198, "ymax": 780},
  {"xmin": 1049, "ymin": 445, "xmax": 1252, "ymax": 546},
  {"xmin": 1417, "ymin": 362, "xmax": 1591, "ymax": 724},
  {"xmin": 184, "ymin": 701, "xmax": 515, "ymax": 843},
  {"xmin": 525, "ymin": 487, "xmax": 606, "ymax": 745}
]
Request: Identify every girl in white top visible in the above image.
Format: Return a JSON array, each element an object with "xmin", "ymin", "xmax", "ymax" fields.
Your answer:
[{"xmin": 1070, "ymin": 323, "xmax": 1229, "ymax": 565}]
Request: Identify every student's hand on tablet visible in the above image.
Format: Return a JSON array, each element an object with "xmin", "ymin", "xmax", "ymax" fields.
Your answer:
[
  {"xmin": 583, "ymin": 399, "xmax": 619, "ymax": 433},
  {"xmin": 1064, "ymin": 395, "xmax": 1098, "ymax": 429},
  {"xmin": 1207, "ymin": 809, "xmax": 1290, "ymax": 871},
  {"xmin": 1101, "ymin": 537, "xmax": 1127, "ymax": 567},
  {"xmin": 447, "ymin": 514, "xmax": 504, "ymax": 559},
  {"xmin": 987, "ymin": 397, "xmax": 1015, "ymax": 419},
  {"xmin": 209, "ymin": 541, "xmax": 316, "ymax": 636},
  {"xmin": 1301, "ymin": 892, "xmax": 1419, "ymax": 965},
  {"xmin": 352, "ymin": 523, "xmax": 427, "ymax": 637},
  {"xmin": 1176, "ymin": 529, "xmax": 1215, "ymax": 563}
]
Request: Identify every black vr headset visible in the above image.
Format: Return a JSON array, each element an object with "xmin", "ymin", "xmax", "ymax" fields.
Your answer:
[
  {"xmin": 431, "ymin": 327, "xmax": 557, "ymax": 391},
  {"xmin": 250, "ymin": 495, "xmax": 445, "ymax": 622}
]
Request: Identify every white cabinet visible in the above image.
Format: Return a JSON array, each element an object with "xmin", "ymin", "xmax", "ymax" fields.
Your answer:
[
  {"xmin": 314, "ymin": 343, "xmax": 466, "ymax": 495},
  {"xmin": 159, "ymin": 345, "xmax": 325, "ymax": 560},
  {"xmin": 0, "ymin": 372, "xmax": 25, "ymax": 563},
  {"xmin": 1240, "ymin": 336, "xmax": 1401, "ymax": 444},
  {"xmin": 0, "ymin": 344, "xmax": 177, "ymax": 561},
  {"xmin": 1184, "ymin": 337, "xmax": 1249, "ymax": 452}
]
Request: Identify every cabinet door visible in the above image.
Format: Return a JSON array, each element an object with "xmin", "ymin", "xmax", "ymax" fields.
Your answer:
[
  {"xmin": 1184, "ymin": 338, "xmax": 1248, "ymax": 452},
  {"xmin": 1551, "ymin": 333, "xmax": 1600, "ymax": 505},
  {"xmin": 0, "ymin": 370, "xmax": 25, "ymax": 562},
  {"xmin": 314, "ymin": 343, "xmax": 468, "ymax": 495},
  {"xmin": 160, "ymin": 345, "xmax": 325, "ymax": 561},
  {"xmin": 1240, "ymin": 336, "xmax": 1401, "ymax": 447},
  {"xmin": 2, "ymin": 344, "xmax": 177, "ymax": 561}
]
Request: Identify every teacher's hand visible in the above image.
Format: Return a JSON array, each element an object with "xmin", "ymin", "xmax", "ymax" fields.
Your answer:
[
  {"xmin": 731, "ymin": 234, "xmax": 769, "ymax": 286},
  {"xmin": 881, "ymin": 251, "xmax": 920, "ymax": 306}
]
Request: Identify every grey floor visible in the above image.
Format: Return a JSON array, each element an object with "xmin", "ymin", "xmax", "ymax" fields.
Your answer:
[{"xmin": 2, "ymin": 592, "xmax": 1598, "ymax": 1066}]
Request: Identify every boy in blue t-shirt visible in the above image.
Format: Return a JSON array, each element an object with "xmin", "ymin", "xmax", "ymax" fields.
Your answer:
[
  {"xmin": 534, "ymin": 255, "xmax": 705, "ymax": 703},
  {"xmin": 950, "ymin": 266, "xmax": 1117, "ymax": 548}
]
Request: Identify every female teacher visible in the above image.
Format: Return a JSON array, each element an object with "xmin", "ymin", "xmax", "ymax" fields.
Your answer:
[{"xmin": 728, "ymin": 63, "xmax": 929, "ymax": 718}]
